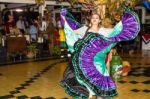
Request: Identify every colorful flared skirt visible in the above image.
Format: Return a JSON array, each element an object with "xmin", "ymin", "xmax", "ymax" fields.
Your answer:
[{"xmin": 60, "ymin": 32, "xmax": 118, "ymax": 98}]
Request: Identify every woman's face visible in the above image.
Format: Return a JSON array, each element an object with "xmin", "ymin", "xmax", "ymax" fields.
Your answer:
[{"xmin": 90, "ymin": 14, "xmax": 100, "ymax": 26}]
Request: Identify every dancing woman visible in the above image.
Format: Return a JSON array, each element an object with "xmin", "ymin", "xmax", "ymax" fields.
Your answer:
[{"xmin": 60, "ymin": 8, "xmax": 140, "ymax": 99}]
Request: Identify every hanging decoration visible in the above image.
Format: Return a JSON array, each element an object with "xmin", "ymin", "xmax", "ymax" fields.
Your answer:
[
  {"xmin": 143, "ymin": 0, "xmax": 150, "ymax": 11},
  {"xmin": 67, "ymin": 0, "xmax": 77, "ymax": 6},
  {"xmin": 96, "ymin": 0, "xmax": 108, "ymax": 19},
  {"xmin": 142, "ymin": 34, "xmax": 150, "ymax": 44},
  {"xmin": 81, "ymin": 1, "xmax": 99, "ymax": 11},
  {"xmin": 67, "ymin": 0, "xmax": 139, "ymax": 20},
  {"xmin": 64, "ymin": 0, "xmax": 140, "ymax": 24},
  {"xmin": 35, "ymin": 0, "xmax": 45, "ymax": 5}
]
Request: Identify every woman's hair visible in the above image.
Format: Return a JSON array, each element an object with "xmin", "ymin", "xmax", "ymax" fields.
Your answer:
[{"xmin": 91, "ymin": 13, "xmax": 101, "ymax": 19}]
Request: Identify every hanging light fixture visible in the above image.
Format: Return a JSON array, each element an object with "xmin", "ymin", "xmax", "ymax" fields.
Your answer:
[{"xmin": 15, "ymin": 9, "xmax": 23, "ymax": 12}]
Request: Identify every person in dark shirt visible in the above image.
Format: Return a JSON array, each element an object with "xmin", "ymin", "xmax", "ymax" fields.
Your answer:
[{"xmin": 5, "ymin": 15, "xmax": 15, "ymax": 35}]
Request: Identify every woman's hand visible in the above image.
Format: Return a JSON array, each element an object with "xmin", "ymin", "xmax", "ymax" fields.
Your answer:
[{"xmin": 60, "ymin": 8, "xmax": 67, "ymax": 16}]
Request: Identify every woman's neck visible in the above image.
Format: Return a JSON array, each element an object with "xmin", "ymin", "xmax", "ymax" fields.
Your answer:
[
  {"xmin": 91, "ymin": 24, "xmax": 100, "ymax": 29},
  {"xmin": 89, "ymin": 25, "xmax": 100, "ymax": 32}
]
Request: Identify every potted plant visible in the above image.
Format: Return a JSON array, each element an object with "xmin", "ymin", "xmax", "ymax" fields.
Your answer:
[
  {"xmin": 52, "ymin": 46, "xmax": 61, "ymax": 57},
  {"xmin": 26, "ymin": 44, "xmax": 38, "ymax": 58}
]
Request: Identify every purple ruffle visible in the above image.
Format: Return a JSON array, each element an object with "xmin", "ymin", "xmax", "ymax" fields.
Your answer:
[
  {"xmin": 79, "ymin": 39, "xmax": 116, "ymax": 91},
  {"xmin": 110, "ymin": 11, "xmax": 140, "ymax": 41},
  {"xmin": 60, "ymin": 9, "xmax": 81, "ymax": 30},
  {"xmin": 66, "ymin": 17, "xmax": 81, "ymax": 30}
]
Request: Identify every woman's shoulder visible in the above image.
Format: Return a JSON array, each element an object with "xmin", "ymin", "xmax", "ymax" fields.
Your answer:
[
  {"xmin": 98, "ymin": 27, "xmax": 113, "ymax": 37},
  {"xmin": 80, "ymin": 25, "xmax": 88, "ymax": 30}
]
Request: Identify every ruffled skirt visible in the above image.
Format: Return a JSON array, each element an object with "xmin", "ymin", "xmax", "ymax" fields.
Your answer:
[{"xmin": 60, "ymin": 33, "xmax": 118, "ymax": 98}]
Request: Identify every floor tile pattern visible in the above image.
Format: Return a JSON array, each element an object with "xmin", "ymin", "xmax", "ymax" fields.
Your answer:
[{"xmin": 0, "ymin": 51, "xmax": 149, "ymax": 99}]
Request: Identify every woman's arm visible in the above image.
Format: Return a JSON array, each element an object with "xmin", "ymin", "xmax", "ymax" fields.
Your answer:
[
  {"xmin": 61, "ymin": 13, "xmax": 88, "ymax": 39},
  {"xmin": 61, "ymin": 15, "xmax": 87, "ymax": 35},
  {"xmin": 60, "ymin": 9, "xmax": 80, "ymax": 53},
  {"xmin": 108, "ymin": 10, "xmax": 140, "ymax": 42},
  {"xmin": 106, "ymin": 49, "xmax": 113, "ymax": 74}
]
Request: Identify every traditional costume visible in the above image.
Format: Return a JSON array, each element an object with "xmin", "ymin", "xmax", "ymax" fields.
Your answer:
[{"xmin": 60, "ymin": 8, "xmax": 140, "ymax": 99}]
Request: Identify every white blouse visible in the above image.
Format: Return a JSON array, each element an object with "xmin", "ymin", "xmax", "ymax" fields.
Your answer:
[{"xmin": 76, "ymin": 26, "xmax": 113, "ymax": 39}]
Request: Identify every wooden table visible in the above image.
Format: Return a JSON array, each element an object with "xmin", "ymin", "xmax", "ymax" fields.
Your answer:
[{"xmin": 6, "ymin": 37, "xmax": 27, "ymax": 53}]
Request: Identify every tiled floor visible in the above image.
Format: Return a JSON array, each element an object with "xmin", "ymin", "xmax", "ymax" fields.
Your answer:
[{"xmin": 0, "ymin": 51, "xmax": 150, "ymax": 99}]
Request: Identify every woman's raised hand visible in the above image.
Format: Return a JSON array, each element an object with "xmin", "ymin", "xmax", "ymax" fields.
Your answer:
[{"xmin": 60, "ymin": 8, "xmax": 67, "ymax": 16}]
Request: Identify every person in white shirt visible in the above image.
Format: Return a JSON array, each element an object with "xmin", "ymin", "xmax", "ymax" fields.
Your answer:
[
  {"xmin": 40, "ymin": 18, "xmax": 47, "ymax": 32},
  {"xmin": 16, "ymin": 16, "xmax": 26, "ymax": 34}
]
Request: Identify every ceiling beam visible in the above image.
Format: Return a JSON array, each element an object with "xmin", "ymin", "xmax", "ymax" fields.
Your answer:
[
  {"xmin": 0, "ymin": 0, "xmax": 70, "ymax": 6},
  {"xmin": 0, "ymin": 0, "xmax": 35, "ymax": 4}
]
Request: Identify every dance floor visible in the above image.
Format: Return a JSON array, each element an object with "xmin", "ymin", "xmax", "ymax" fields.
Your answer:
[{"xmin": 0, "ymin": 51, "xmax": 150, "ymax": 99}]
